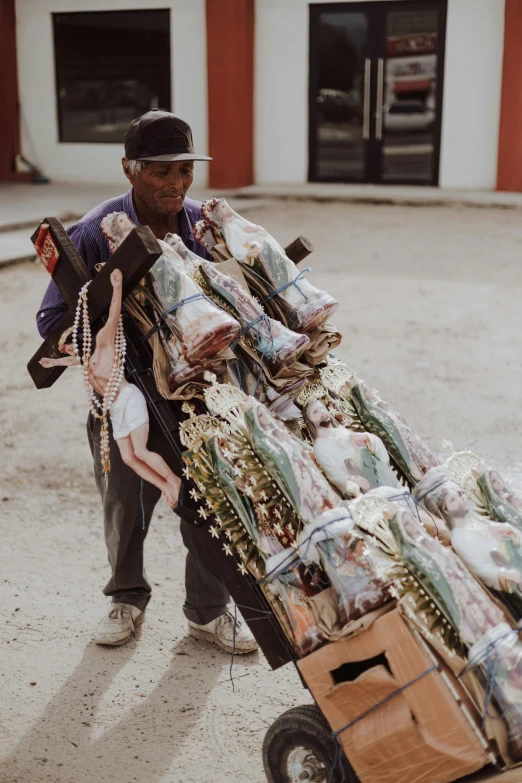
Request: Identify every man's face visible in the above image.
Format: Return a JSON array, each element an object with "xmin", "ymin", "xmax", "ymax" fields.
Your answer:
[{"xmin": 124, "ymin": 159, "xmax": 194, "ymax": 216}]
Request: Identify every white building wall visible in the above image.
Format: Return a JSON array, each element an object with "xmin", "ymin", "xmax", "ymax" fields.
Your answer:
[
  {"xmin": 255, "ymin": 0, "xmax": 506, "ymax": 189},
  {"xmin": 15, "ymin": 0, "xmax": 209, "ymax": 186},
  {"xmin": 439, "ymin": 0, "xmax": 505, "ymax": 189},
  {"xmin": 254, "ymin": 0, "xmax": 309, "ymax": 184}
]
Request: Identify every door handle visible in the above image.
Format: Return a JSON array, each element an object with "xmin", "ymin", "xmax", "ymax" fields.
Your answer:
[
  {"xmin": 363, "ymin": 57, "xmax": 371, "ymax": 140},
  {"xmin": 375, "ymin": 57, "xmax": 384, "ymax": 140}
]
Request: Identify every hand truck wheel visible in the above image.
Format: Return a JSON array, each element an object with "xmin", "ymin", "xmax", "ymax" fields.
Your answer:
[{"xmin": 262, "ymin": 704, "xmax": 359, "ymax": 783}]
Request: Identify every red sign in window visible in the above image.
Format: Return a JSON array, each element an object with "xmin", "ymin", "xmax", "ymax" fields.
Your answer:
[{"xmin": 387, "ymin": 33, "xmax": 438, "ymax": 57}]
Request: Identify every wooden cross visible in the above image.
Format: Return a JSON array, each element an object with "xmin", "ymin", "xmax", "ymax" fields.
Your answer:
[
  {"xmin": 27, "ymin": 216, "xmax": 304, "ymax": 670},
  {"xmin": 28, "ymin": 218, "xmax": 163, "ymax": 389}
]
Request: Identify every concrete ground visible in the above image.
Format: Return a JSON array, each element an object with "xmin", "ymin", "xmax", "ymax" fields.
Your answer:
[
  {"xmin": 0, "ymin": 181, "xmax": 263, "ymax": 266},
  {"xmin": 1, "ymin": 198, "xmax": 522, "ymax": 783},
  {"xmin": 3, "ymin": 179, "xmax": 522, "ymax": 266}
]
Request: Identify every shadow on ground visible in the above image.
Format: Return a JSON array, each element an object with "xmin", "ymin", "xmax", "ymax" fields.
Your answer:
[{"xmin": 2, "ymin": 634, "xmax": 229, "ymax": 783}]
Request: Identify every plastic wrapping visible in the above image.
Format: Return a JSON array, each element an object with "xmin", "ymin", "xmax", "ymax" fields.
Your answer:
[
  {"xmin": 241, "ymin": 398, "xmax": 342, "ymax": 524},
  {"xmin": 100, "ymin": 212, "xmax": 240, "ymax": 386},
  {"xmin": 303, "ymin": 399, "xmax": 400, "ymax": 496},
  {"xmin": 350, "ymin": 381, "xmax": 439, "ymax": 486},
  {"xmin": 476, "ymin": 467, "xmax": 522, "ymax": 531},
  {"xmin": 467, "ymin": 623, "xmax": 522, "ymax": 761},
  {"xmin": 367, "ymin": 485, "xmax": 451, "ymax": 546},
  {"xmin": 300, "ymin": 513, "xmax": 390, "ymax": 626},
  {"xmin": 266, "ymin": 549, "xmax": 328, "ymax": 657},
  {"xmin": 199, "ymin": 259, "xmax": 310, "ymax": 371},
  {"xmin": 415, "ymin": 467, "xmax": 522, "ymax": 601},
  {"xmin": 389, "ymin": 506, "xmax": 522, "ymax": 761},
  {"xmin": 200, "ymin": 198, "xmax": 338, "ymax": 333}
]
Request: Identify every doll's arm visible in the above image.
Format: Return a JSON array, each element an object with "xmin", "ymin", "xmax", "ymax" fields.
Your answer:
[
  {"xmin": 96, "ymin": 269, "xmax": 123, "ymax": 347},
  {"xmin": 39, "ymin": 356, "xmax": 80, "ymax": 368}
]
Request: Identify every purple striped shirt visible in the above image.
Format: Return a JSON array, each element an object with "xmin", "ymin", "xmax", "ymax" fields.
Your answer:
[{"xmin": 36, "ymin": 188, "xmax": 211, "ymax": 339}]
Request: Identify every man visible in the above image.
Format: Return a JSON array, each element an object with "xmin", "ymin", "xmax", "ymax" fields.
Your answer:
[{"xmin": 37, "ymin": 110, "xmax": 258, "ymax": 653}]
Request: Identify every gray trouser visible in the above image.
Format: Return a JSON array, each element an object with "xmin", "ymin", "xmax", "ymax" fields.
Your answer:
[{"xmin": 86, "ymin": 413, "xmax": 230, "ymax": 623}]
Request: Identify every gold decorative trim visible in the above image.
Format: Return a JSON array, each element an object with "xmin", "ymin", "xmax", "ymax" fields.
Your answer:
[
  {"xmin": 320, "ymin": 361, "xmax": 358, "ymax": 394},
  {"xmin": 203, "ymin": 371, "xmax": 248, "ymax": 417},
  {"xmin": 179, "ymin": 400, "xmax": 229, "ymax": 452},
  {"xmin": 296, "ymin": 381, "xmax": 328, "ymax": 407}
]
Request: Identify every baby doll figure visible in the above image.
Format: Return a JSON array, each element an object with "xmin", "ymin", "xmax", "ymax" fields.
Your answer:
[{"xmin": 39, "ymin": 269, "xmax": 181, "ymax": 508}]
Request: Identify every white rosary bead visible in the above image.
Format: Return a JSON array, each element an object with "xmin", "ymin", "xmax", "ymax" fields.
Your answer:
[{"xmin": 74, "ymin": 281, "xmax": 125, "ymax": 478}]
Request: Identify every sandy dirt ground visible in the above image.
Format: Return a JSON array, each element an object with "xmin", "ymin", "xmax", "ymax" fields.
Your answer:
[{"xmin": 2, "ymin": 200, "xmax": 522, "ymax": 783}]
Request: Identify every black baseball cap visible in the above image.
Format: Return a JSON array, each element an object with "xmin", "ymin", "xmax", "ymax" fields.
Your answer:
[{"xmin": 124, "ymin": 109, "xmax": 212, "ymax": 162}]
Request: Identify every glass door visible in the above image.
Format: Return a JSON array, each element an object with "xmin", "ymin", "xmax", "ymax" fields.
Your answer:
[
  {"xmin": 379, "ymin": 4, "xmax": 445, "ymax": 183},
  {"xmin": 309, "ymin": 5, "xmax": 374, "ymax": 182},
  {"xmin": 309, "ymin": 1, "xmax": 447, "ymax": 185}
]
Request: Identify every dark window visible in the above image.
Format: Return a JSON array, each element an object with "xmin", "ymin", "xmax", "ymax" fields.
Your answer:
[{"xmin": 53, "ymin": 9, "xmax": 171, "ymax": 143}]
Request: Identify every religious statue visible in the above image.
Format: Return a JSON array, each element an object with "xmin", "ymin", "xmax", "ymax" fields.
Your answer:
[
  {"xmin": 100, "ymin": 212, "xmax": 240, "ymax": 385},
  {"xmin": 389, "ymin": 506, "xmax": 522, "ymax": 761},
  {"xmin": 414, "ymin": 468, "xmax": 522, "ymax": 601},
  {"xmin": 205, "ymin": 433, "xmax": 261, "ymax": 550},
  {"xmin": 389, "ymin": 506, "xmax": 504, "ymax": 643},
  {"xmin": 199, "ymin": 259, "xmax": 310, "ymax": 372},
  {"xmin": 162, "ymin": 231, "xmax": 202, "ymax": 272},
  {"xmin": 443, "ymin": 447, "xmax": 522, "ymax": 536},
  {"xmin": 200, "ymin": 198, "xmax": 338, "ymax": 333},
  {"xmin": 299, "ymin": 510, "xmax": 391, "ymax": 626},
  {"xmin": 302, "ymin": 398, "xmax": 400, "ymax": 496},
  {"xmin": 365, "ymin": 485, "xmax": 451, "ymax": 545},
  {"xmin": 40, "ymin": 269, "xmax": 180, "ymax": 507},
  {"xmin": 241, "ymin": 398, "xmax": 342, "ymax": 525},
  {"xmin": 266, "ymin": 549, "xmax": 328, "ymax": 657},
  {"xmin": 476, "ymin": 468, "xmax": 522, "ymax": 531},
  {"xmin": 350, "ymin": 381, "xmax": 440, "ymax": 486}
]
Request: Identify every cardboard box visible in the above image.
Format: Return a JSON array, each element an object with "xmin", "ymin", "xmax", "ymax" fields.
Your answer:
[{"xmin": 298, "ymin": 609, "xmax": 490, "ymax": 783}]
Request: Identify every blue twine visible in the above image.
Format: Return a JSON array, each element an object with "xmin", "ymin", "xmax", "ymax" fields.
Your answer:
[
  {"xmin": 458, "ymin": 624, "xmax": 522, "ymax": 728},
  {"xmin": 229, "ymin": 604, "xmax": 238, "ymax": 692},
  {"xmin": 260, "ymin": 267, "xmax": 312, "ymax": 305},
  {"xmin": 228, "ymin": 604, "xmax": 269, "ymax": 691},
  {"xmin": 317, "ymin": 535, "xmax": 349, "ymax": 571},
  {"xmin": 388, "ymin": 491, "xmax": 440, "ymax": 537},
  {"xmin": 257, "ymin": 515, "xmax": 351, "ymax": 586},
  {"xmin": 231, "ymin": 313, "xmax": 274, "ymax": 398},
  {"xmin": 231, "ymin": 314, "xmax": 269, "ymax": 350},
  {"xmin": 332, "ymin": 664, "xmax": 440, "ymax": 742},
  {"xmin": 235, "ymin": 603, "xmax": 273, "ymax": 619},
  {"xmin": 141, "ymin": 293, "xmax": 211, "ymax": 342},
  {"xmin": 331, "ymin": 740, "xmax": 347, "ymax": 783},
  {"xmin": 414, "ymin": 476, "xmax": 447, "ymax": 504}
]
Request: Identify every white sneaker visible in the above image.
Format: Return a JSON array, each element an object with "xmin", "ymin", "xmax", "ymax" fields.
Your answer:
[
  {"xmin": 94, "ymin": 603, "xmax": 145, "ymax": 646},
  {"xmin": 188, "ymin": 610, "xmax": 259, "ymax": 654}
]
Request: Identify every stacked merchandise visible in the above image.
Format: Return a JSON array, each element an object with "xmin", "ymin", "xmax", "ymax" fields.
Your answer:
[{"xmin": 103, "ymin": 201, "xmax": 522, "ymax": 783}]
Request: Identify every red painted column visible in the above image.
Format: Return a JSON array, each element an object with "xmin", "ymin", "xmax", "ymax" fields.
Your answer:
[
  {"xmin": 0, "ymin": 0, "xmax": 25, "ymax": 181},
  {"xmin": 497, "ymin": 0, "xmax": 522, "ymax": 192},
  {"xmin": 206, "ymin": 0, "xmax": 254, "ymax": 189}
]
